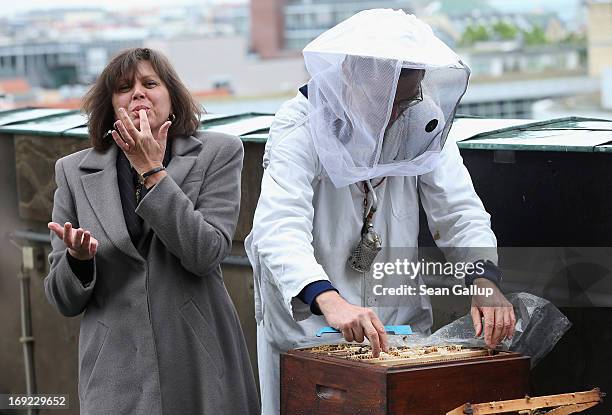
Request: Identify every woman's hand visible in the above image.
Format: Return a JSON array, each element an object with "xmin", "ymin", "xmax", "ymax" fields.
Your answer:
[
  {"xmin": 48, "ymin": 222, "xmax": 99, "ymax": 260},
  {"xmin": 111, "ymin": 108, "xmax": 171, "ymax": 175}
]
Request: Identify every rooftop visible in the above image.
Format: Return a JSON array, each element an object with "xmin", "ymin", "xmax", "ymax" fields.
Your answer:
[{"xmin": 0, "ymin": 107, "xmax": 611, "ymax": 153}]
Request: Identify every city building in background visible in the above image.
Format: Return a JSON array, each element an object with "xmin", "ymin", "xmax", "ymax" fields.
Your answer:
[
  {"xmin": 587, "ymin": 0, "xmax": 612, "ymax": 77},
  {"xmin": 0, "ymin": 40, "xmax": 142, "ymax": 88},
  {"xmin": 250, "ymin": 0, "xmax": 413, "ymax": 57},
  {"xmin": 0, "ymin": 78, "xmax": 34, "ymax": 109},
  {"xmin": 0, "ymin": 0, "xmax": 608, "ymax": 119},
  {"xmin": 586, "ymin": 0, "xmax": 612, "ymax": 112},
  {"xmin": 145, "ymin": 35, "xmax": 306, "ymax": 98},
  {"xmin": 0, "ymin": 3, "xmax": 252, "ymax": 107}
]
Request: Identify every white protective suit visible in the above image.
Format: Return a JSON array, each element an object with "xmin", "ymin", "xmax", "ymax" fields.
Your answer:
[{"xmin": 245, "ymin": 10, "xmax": 498, "ymax": 415}]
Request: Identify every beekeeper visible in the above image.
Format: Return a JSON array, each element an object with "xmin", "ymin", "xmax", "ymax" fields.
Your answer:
[{"xmin": 245, "ymin": 9, "xmax": 516, "ymax": 414}]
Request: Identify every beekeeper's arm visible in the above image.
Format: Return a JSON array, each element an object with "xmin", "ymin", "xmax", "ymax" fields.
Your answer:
[
  {"xmin": 418, "ymin": 139, "xmax": 515, "ymax": 347},
  {"xmin": 250, "ymin": 120, "xmax": 388, "ymax": 355}
]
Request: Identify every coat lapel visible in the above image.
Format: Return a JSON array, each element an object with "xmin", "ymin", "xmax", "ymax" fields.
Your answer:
[{"xmin": 79, "ymin": 145, "xmax": 143, "ymax": 262}]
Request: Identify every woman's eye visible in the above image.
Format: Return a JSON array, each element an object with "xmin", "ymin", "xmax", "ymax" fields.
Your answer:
[
  {"xmin": 118, "ymin": 85, "xmax": 130, "ymax": 92},
  {"xmin": 146, "ymin": 81, "xmax": 158, "ymax": 88}
]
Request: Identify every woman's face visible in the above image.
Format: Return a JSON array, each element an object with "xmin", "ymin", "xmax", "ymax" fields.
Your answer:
[{"xmin": 111, "ymin": 60, "xmax": 171, "ymax": 137}]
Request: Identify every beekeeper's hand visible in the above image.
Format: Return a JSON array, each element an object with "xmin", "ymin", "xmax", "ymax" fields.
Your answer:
[
  {"xmin": 470, "ymin": 279, "xmax": 516, "ymax": 348},
  {"xmin": 316, "ymin": 291, "xmax": 389, "ymax": 357}
]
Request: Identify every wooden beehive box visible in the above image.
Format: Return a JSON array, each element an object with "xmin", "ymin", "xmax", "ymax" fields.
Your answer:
[{"xmin": 281, "ymin": 344, "xmax": 530, "ymax": 415}]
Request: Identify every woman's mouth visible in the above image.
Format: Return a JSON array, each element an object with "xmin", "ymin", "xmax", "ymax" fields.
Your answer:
[{"xmin": 131, "ymin": 106, "xmax": 150, "ymax": 117}]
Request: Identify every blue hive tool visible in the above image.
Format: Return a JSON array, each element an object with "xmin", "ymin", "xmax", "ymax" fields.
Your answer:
[{"xmin": 316, "ymin": 325, "xmax": 412, "ymax": 337}]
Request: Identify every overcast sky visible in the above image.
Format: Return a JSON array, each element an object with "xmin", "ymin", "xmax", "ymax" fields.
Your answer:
[
  {"xmin": 2, "ymin": 0, "xmax": 246, "ymax": 16},
  {"xmin": 1, "ymin": 0, "xmax": 580, "ymax": 20}
]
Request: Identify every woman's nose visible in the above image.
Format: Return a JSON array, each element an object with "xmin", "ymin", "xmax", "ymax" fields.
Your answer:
[{"xmin": 131, "ymin": 84, "xmax": 145, "ymax": 100}]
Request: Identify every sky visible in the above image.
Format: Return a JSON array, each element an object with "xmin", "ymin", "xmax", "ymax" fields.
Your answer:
[
  {"xmin": 0, "ymin": 0, "xmax": 580, "ymax": 19},
  {"xmin": 1, "ymin": 0, "xmax": 246, "ymax": 16},
  {"xmin": 489, "ymin": 0, "xmax": 580, "ymax": 21},
  {"xmin": 490, "ymin": 0, "xmax": 578, "ymax": 10}
]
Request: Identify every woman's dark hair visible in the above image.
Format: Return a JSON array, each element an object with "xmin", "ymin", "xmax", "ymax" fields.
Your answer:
[{"xmin": 83, "ymin": 48, "xmax": 202, "ymax": 151}]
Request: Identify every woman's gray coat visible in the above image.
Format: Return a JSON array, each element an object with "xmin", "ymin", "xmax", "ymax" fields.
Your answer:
[{"xmin": 44, "ymin": 132, "xmax": 260, "ymax": 414}]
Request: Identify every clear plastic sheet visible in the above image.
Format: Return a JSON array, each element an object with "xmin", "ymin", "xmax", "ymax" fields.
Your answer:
[{"xmin": 388, "ymin": 292, "xmax": 571, "ymax": 368}]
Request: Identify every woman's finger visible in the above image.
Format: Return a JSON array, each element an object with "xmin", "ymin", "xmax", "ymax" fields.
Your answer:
[
  {"xmin": 48, "ymin": 222, "xmax": 64, "ymax": 240},
  {"xmin": 82, "ymin": 231, "xmax": 91, "ymax": 251},
  {"xmin": 139, "ymin": 109, "xmax": 151, "ymax": 135},
  {"xmin": 118, "ymin": 108, "xmax": 140, "ymax": 138},
  {"xmin": 111, "ymin": 130, "xmax": 129, "ymax": 152},
  {"xmin": 115, "ymin": 120, "xmax": 136, "ymax": 148},
  {"xmin": 73, "ymin": 228, "xmax": 84, "ymax": 250},
  {"xmin": 89, "ymin": 239, "xmax": 98, "ymax": 257},
  {"xmin": 157, "ymin": 120, "xmax": 171, "ymax": 146},
  {"xmin": 63, "ymin": 222, "xmax": 73, "ymax": 248}
]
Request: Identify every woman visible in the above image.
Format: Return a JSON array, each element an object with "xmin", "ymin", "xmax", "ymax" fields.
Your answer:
[{"xmin": 44, "ymin": 48, "xmax": 259, "ymax": 414}]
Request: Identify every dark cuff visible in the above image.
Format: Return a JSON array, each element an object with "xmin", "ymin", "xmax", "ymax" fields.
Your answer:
[
  {"xmin": 66, "ymin": 251, "xmax": 94, "ymax": 287},
  {"xmin": 464, "ymin": 259, "xmax": 501, "ymax": 288},
  {"xmin": 297, "ymin": 280, "xmax": 338, "ymax": 315},
  {"xmin": 137, "ymin": 185, "xmax": 150, "ymax": 205}
]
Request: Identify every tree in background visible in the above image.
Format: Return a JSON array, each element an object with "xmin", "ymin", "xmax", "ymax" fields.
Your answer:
[
  {"xmin": 460, "ymin": 24, "xmax": 490, "ymax": 46},
  {"xmin": 523, "ymin": 26, "xmax": 547, "ymax": 45},
  {"xmin": 562, "ymin": 32, "xmax": 586, "ymax": 45},
  {"xmin": 492, "ymin": 21, "xmax": 519, "ymax": 40}
]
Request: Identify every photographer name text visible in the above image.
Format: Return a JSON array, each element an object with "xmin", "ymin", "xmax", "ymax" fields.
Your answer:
[{"xmin": 372, "ymin": 284, "xmax": 493, "ymax": 297}]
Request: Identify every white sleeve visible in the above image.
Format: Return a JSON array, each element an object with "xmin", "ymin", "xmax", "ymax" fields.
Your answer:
[
  {"xmin": 249, "ymin": 121, "xmax": 331, "ymax": 321},
  {"xmin": 418, "ymin": 139, "xmax": 498, "ymax": 264}
]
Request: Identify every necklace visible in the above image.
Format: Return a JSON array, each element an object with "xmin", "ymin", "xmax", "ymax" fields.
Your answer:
[{"xmin": 359, "ymin": 178, "xmax": 386, "ymax": 222}]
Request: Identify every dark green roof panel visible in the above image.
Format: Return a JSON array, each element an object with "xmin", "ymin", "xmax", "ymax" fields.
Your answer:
[
  {"xmin": 0, "ymin": 111, "xmax": 87, "ymax": 136},
  {"xmin": 1, "ymin": 109, "xmax": 611, "ymax": 152},
  {"xmin": 201, "ymin": 115, "xmax": 275, "ymax": 137},
  {"xmin": 458, "ymin": 117, "xmax": 612, "ymax": 152},
  {"xmin": 0, "ymin": 108, "xmax": 74, "ymax": 127}
]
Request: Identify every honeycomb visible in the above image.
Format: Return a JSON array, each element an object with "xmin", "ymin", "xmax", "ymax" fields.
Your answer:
[{"xmin": 303, "ymin": 344, "xmax": 492, "ymax": 366}]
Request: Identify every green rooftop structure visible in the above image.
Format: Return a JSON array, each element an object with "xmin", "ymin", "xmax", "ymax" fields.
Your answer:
[
  {"xmin": 0, "ymin": 108, "xmax": 274, "ymax": 141},
  {"xmin": 1, "ymin": 108, "xmax": 610, "ymax": 150},
  {"xmin": 457, "ymin": 117, "xmax": 612, "ymax": 152}
]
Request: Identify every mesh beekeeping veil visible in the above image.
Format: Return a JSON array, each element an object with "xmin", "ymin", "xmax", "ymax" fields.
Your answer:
[{"xmin": 303, "ymin": 9, "xmax": 471, "ymax": 187}]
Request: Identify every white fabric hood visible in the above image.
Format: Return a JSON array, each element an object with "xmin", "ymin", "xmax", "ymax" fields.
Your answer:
[{"xmin": 303, "ymin": 8, "xmax": 471, "ymax": 187}]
